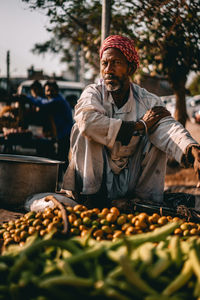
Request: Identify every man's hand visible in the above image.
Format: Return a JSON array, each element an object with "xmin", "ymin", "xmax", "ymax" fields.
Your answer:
[
  {"xmin": 11, "ymin": 93, "xmax": 27, "ymax": 103},
  {"xmin": 191, "ymin": 146, "xmax": 200, "ymax": 188},
  {"xmin": 142, "ymin": 106, "xmax": 171, "ymax": 133}
]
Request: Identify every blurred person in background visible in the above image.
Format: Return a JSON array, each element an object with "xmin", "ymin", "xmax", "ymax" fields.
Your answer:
[
  {"xmin": 26, "ymin": 80, "xmax": 73, "ymax": 184},
  {"xmin": 30, "ymin": 80, "xmax": 44, "ymax": 98},
  {"xmin": 61, "ymin": 35, "xmax": 200, "ymax": 209},
  {"xmin": 23, "ymin": 80, "xmax": 45, "ymax": 128}
]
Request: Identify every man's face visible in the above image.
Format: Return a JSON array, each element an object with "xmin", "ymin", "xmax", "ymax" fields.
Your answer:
[
  {"xmin": 101, "ymin": 48, "xmax": 131, "ymax": 92},
  {"xmin": 30, "ymin": 89, "xmax": 37, "ymax": 98},
  {"xmin": 45, "ymin": 85, "xmax": 56, "ymax": 99}
]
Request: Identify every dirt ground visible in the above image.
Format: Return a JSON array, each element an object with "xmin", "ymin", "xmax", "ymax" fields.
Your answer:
[{"xmin": 165, "ymin": 120, "xmax": 200, "ymax": 195}]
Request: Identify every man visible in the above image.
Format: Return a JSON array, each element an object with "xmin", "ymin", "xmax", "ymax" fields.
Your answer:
[
  {"xmin": 62, "ymin": 35, "xmax": 200, "ymax": 208},
  {"xmin": 26, "ymin": 80, "xmax": 73, "ymax": 181},
  {"xmin": 29, "ymin": 80, "xmax": 44, "ymax": 98}
]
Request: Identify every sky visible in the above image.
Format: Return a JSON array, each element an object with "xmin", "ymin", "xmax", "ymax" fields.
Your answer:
[{"xmin": 0, "ymin": 0, "xmax": 65, "ymax": 78}]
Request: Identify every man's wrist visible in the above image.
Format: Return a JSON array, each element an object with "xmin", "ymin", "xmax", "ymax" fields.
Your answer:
[
  {"xmin": 133, "ymin": 121, "xmax": 143, "ymax": 131},
  {"xmin": 133, "ymin": 120, "xmax": 148, "ymax": 134},
  {"xmin": 117, "ymin": 120, "xmax": 148, "ymax": 144},
  {"xmin": 139, "ymin": 120, "xmax": 148, "ymax": 135},
  {"xmin": 116, "ymin": 121, "xmax": 134, "ymax": 144}
]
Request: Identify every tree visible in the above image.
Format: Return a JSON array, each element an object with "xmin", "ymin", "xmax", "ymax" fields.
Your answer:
[
  {"xmin": 127, "ymin": 0, "xmax": 200, "ymax": 126},
  {"xmin": 22, "ymin": 0, "xmax": 200, "ymax": 126}
]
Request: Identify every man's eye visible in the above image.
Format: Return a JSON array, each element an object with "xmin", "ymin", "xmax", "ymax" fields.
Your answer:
[
  {"xmin": 101, "ymin": 61, "xmax": 107, "ymax": 67},
  {"xmin": 115, "ymin": 60, "xmax": 122, "ymax": 65}
]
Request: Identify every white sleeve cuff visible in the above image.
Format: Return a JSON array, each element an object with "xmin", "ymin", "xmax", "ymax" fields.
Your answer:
[{"xmin": 107, "ymin": 118, "xmax": 122, "ymax": 148}]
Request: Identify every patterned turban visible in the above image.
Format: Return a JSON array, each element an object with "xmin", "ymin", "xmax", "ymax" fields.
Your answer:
[{"xmin": 100, "ymin": 35, "xmax": 139, "ymax": 73}]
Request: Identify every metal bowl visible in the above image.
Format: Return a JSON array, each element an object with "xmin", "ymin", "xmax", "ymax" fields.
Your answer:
[{"xmin": 0, "ymin": 154, "xmax": 63, "ymax": 208}]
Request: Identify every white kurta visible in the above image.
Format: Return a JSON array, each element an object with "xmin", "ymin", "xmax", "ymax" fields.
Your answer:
[{"xmin": 62, "ymin": 81, "xmax": 198, "ymax": 203}]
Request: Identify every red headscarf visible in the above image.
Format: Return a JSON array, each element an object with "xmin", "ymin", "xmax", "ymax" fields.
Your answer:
[{"xmin": 100, "ymin": 35, "xmax": 139, "ymax": 73}]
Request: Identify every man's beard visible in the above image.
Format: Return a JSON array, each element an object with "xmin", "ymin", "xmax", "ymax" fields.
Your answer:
[{"xmin": 104, "ymin": 75, "xmax": 125, "ymax": 92}]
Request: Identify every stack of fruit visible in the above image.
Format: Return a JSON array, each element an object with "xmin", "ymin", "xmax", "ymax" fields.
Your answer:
[{"xmin": 1, "ymin": 204, "xmax": 200, "ymax": 249}]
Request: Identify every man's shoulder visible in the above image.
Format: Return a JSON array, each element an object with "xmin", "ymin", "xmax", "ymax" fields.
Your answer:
[
  {"xmin": 81, "ymin": 82, "xmax": 103, "ymax": 97},
  {"xmin": 84, "ymin": 81, "xmax": 102, "ymax": 90},
  {"xmin": 131, "ymin": 82, "xmax": 163, "ymax": 107},
  {"xmin": 131, "ymin": 82, "xmax": 158, "ymax": 98}
]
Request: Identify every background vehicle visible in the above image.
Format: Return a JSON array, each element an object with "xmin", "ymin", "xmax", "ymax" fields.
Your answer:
[
  {"xmin": 186, "ymin": 95, "xmax": 200, "ymax": 122},
  {"xmin": 161, "ymin": 94, "xmax": 200, "ymax": 123},
  {"xmin": 161, "ymin": 95, "xmax": 176, "ymax": 117}
]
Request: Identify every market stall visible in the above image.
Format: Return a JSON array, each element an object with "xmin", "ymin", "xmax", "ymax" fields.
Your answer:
[{"xmin": 0, "ymin": 98, "xmax": 57, "ymax": 158}]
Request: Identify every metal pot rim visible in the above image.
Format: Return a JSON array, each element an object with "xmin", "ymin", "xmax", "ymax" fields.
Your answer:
[{"xmin": 0, "ymin": 154, "xmax": 64, "ymax": 164}]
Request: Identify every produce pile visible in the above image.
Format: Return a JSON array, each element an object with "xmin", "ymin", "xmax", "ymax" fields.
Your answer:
[
  {"xmin": 1, "ymin": 204, "xmax": 200, "ymax": 248},
  {"xmin": 1, "ymin": 204, "xmax": 200, "ymax": 299},
  {"xmin": 1, "ymin": 221, "xmax": 200, "ymax": 300}
]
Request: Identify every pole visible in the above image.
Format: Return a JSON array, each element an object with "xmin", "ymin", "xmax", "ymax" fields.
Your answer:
[
  {"xmin": 6, "ymin": 50, "xmax": 10, "ymax": 94},
  {"xmin": 101, "ymin": 0, "xmax": 111, "ymax": 46}
]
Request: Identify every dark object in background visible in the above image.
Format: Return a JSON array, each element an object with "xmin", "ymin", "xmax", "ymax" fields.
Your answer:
[
  {"xmin": 163, "ymin": 192, "xmax": 195, "ymax": 209},
  {"xmin": 111, "ymin": 192, "xmax": 199, "ymax": 223},
  {"xmin": 67, "ymin": 94, "xmax": 78, "ymax": 110}
]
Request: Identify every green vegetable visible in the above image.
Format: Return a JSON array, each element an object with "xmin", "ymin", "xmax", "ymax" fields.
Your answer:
[
  {"xmin": 39, "ymin": 274, "xmax": 93, "ymax": 288},
  {"xmin": 1, "ymin": 214, "xmax": 200, "ymax": 300},
  {"xmin": 120, "ymin": 255, "xmax": 157, "ymax": 295},
  {"xmin": 188, "ymin": 242, "xmax": 200, "ymax": 297},
  {"xmin": 0, "ymin": 262, "xmax": 8, "ymax": 272},
  {"xmin": 149, "ymin": 249, "xmax": 171, "ymax": 278},
  {"xmin": 168, "ymin": 235, "xmax": 182, "ymax": 268},
  {"xmin": 65, "ymin": 243, "xmax": 105, "ymax": 264},
  {"xmin": 110, "ymin": 221, "xmax": 181, "ymax": 249},
  {"xmin": 162, "ymin": 260, "xmax": 193, "ymax": 296},
  {"xmin": 103, "ymin": 286, "xmax": 132, "ymax": 300},
  {"xmin": 138, "ymin": 242, "xmax": 155, "ymax": 265}
]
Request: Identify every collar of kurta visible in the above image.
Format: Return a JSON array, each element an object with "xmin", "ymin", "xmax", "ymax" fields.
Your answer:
[{"xmin": 107, "ymin": 84, "xmax": 134, "ymax": 114}]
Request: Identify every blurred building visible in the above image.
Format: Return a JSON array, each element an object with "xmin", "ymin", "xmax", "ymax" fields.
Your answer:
[
  {"xmin": 27, "ymin": 65, "xmax": 49, "ymax": 80},
  {"xmin": 0, "ymin": 65, "xmax": 63, "ymax": 101}
]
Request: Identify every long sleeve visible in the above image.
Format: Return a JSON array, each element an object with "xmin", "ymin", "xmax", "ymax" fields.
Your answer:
[
  {"xmin": 131, "ymin": 84, "xmax": 199, "ymax": 163},
  {"xmin": 74, "ymin": 85, "xmax": 122, "ymax": 148},
  {"xmin": 26, "ymin": 95, "xmax": 58, "ymax": 111},
  {"xmin": 149, "ymin": 116, "xmax": 198, "ymax": 163}
]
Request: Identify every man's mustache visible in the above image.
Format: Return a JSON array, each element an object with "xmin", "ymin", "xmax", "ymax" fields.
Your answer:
[{"xmin": 104, "ymin": 75, "xmax": 118, "ymax": 80}]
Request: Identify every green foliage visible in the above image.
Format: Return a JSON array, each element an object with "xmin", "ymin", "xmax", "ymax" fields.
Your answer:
[
  {"xmin": 21, "ymin": 0, "xmax": 200, "ymax": 81},
  {"xmin": 129, "ymin": 0, "xmax": 200, "ymax": 90},
  {"xmin": 188, "ymin": 74, "xmax": 200, "ymax": 96}
]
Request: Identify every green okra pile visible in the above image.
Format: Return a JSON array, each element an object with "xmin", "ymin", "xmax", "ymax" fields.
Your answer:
[{"xmin": 0, "ymin": 221, "xmax": 200, "ymax": 300}]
